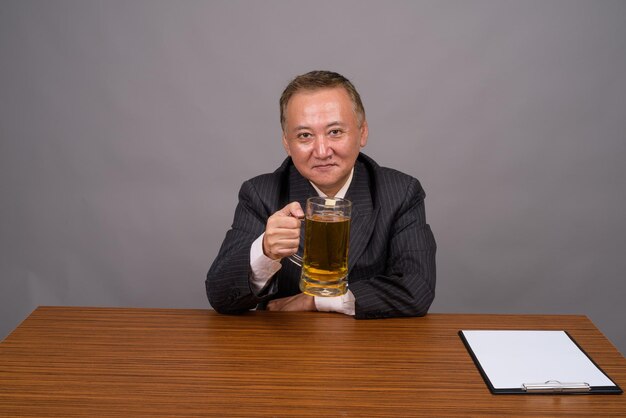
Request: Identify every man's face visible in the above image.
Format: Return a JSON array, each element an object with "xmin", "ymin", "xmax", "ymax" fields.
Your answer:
[{"xmin": 282, "ymin": 87, "xmax": 368, "ymax": 197}]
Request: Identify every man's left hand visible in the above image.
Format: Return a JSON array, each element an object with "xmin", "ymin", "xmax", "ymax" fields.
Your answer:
[{"xmin": 267, "ymin": 293, "xmax": 316, "ymax": 312}]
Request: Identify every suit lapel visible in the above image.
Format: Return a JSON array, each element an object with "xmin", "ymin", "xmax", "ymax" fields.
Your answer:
[
  {"xmin": 345, "ymin": 160, "xmax": 379, "ymax": 273},
  {"xmin": 287, "ymin": 164, "xmax": 317, "ymax": 208}
]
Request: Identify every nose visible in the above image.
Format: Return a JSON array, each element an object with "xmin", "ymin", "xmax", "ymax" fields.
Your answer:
[{"xmin": 313, "ymin": 136, "xmax": 332, "ymax": 159}]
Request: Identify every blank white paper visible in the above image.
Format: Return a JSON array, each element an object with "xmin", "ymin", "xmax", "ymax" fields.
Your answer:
[{"xmin": 461, "ymin": 330, "xmax": 616, "ymax": 389}]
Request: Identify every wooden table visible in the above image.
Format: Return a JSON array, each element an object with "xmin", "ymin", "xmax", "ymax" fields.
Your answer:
[{"xmin": 0, "ymin": 307, "xmax": 624, "ymax": 417}]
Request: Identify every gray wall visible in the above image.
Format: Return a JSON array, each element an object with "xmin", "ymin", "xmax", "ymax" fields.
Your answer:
[{"xmin": 1, "ymin": 1, "xmax": 625, "ymax": 354}]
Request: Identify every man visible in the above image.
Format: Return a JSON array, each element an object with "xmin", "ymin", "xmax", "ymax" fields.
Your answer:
[{"xmin": 206, "ymin": 70, "xmax": 436, "ymax": 319}]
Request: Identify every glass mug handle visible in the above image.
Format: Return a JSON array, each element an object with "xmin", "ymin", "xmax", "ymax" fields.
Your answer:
[
  {"xmin": 287, "ymin": 253, "xmax": 303, "ymax": 267},
  {"xmin": 287, "ymin": 212, "xmax": 305, "ymax": 267}
]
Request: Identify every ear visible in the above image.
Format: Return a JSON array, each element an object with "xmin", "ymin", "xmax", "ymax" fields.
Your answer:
[
  {"xmin": 282, "ymin": 133, "xmax": 291, "ymax": 156},
  {"xmin": 359, "ymin": 119, "xmax": 369, "ymax": 148}
]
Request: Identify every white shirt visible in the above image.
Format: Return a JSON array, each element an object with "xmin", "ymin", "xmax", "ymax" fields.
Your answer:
[{"xmin": 248, "ymin": 169, "xmax": 356, "ymax": 315}]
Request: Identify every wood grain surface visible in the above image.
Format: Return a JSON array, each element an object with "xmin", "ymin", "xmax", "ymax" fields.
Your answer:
[{"xmin": 0, "ymin": 307, "xmax": 624, "ymax": 417}]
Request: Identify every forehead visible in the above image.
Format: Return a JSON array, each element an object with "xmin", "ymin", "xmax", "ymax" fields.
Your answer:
[{"xmin": 285, "ymin": 87, "xmax": 355, "ymax": 122}]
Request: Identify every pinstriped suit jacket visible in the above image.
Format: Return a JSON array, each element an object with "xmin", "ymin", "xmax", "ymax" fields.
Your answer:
[{"xmin": 206, "ymin": 153, "xmax": 436, "ymax": 319}]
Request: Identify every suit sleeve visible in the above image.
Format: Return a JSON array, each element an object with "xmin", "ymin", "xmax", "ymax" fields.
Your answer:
[
  {"xmin": 349, "ymin": 179, "xmax": 436, "ymax": 319},
  {"xmin": 205, "ymin": 180, "xmax": 279, "ymax": 314}
]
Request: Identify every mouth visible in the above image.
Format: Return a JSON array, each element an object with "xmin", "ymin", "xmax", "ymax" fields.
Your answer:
[
  {"xmin": 312, "ymin": 163, "xmax": 337, "ymax": 170},
  {"xmin": 311, "ymin": 163, "xmax": 337, "ymax": 172}
]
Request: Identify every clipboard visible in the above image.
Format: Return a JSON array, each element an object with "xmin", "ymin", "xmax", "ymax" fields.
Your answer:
[{"xmin": 459, "ymin": 330, "xmax": 623, "ymax": 394}]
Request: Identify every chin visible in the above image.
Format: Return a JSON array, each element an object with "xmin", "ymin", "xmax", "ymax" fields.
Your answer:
[{"xmin": 304, "ymin": 167, "xmax": 344, "ymax": 189}]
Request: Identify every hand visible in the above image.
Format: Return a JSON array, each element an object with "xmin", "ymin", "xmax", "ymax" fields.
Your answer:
[
  {"xmin": 267, "ymin": 293, "xmax": 317, "ymax": 312},
  {"xmin": 263, "ymin": 201, "xmax": 304, "ymax": 260}
]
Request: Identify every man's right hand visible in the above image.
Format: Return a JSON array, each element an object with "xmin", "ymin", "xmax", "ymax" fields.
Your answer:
[{"xmin": 262, "ymin": 202, "xmax": 304, "ymax": 260}]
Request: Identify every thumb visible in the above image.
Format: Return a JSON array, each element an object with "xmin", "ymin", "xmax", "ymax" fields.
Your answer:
[{"xmin": 277, "ymin": 201, "xmax": 304, "ymax": 219}]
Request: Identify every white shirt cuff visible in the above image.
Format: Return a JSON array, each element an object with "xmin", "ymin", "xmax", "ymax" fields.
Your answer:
[
  {"xmin": 249, "ymin": 233, "xmax": 282, "ymax": 293},
  {"xmin": 314, "ymin": 290, "xmax": 355, "ymax": 316}
]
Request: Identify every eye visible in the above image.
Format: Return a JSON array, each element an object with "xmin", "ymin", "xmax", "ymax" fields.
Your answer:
[
  {"xmin": 297, "ymin": 132, "xmax": 313, "ymax": 140},
  {"xmin": 328, "ymin": 129, "xmax": 342, "ymax": 137}
]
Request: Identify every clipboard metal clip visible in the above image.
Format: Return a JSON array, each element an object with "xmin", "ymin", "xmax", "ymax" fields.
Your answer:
[{"xmin": 522, "ymin": 380, "xmax": 591, "ymax": 393}]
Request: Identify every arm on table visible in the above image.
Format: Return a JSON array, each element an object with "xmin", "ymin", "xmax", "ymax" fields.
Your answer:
[{"xmin": 350, "ymin": 179, "xmax": 436, "ymax": 319}]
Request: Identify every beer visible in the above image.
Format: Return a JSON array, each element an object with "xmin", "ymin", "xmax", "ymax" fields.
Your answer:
[{"xmin": 300, "ymin": 212, "xmax": 351, "ymax": 297}]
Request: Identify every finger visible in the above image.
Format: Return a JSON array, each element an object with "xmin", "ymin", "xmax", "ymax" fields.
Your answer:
[
  {"xmin": 273, "ymin": 246, "xmax": 298, "ymax": 258},
  {"xmin": 267, "ymin": 295, "xmax": 296, "ymax": 312},
  {"xmin": 264, "ymin": 226, "xmax": 300, "ymax": 244},
  {"xmin": 267, "ymin": 216, "xmax": 301, "ymax": 231},
  {"xmin": 267, "ymin": 298, "xmax": 285, "ymax": 311},
  {"xmin": 268, "ymin": 239, "xmax": 300, "ymax": 256},
  {"xmin": 269, "ymin": 236, "xmax": 299, "ymax": 248},
  {"xmin": 263, "ymin": 234, "xmax": 300, "ymax": 259},
  {"xmin": 276, "ymin": 201, "xmax": 304, "ymax": 219}
]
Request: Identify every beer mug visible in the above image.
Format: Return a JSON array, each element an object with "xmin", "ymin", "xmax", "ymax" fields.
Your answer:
[{"xmin": 296, "ymin": 196, "xmax": 352, "ymax": 297}]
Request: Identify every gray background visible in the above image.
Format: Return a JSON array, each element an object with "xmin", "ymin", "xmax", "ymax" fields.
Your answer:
[{"xmin": 1, "ymin": 1, "xmax": 625, "ymax": 354}]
